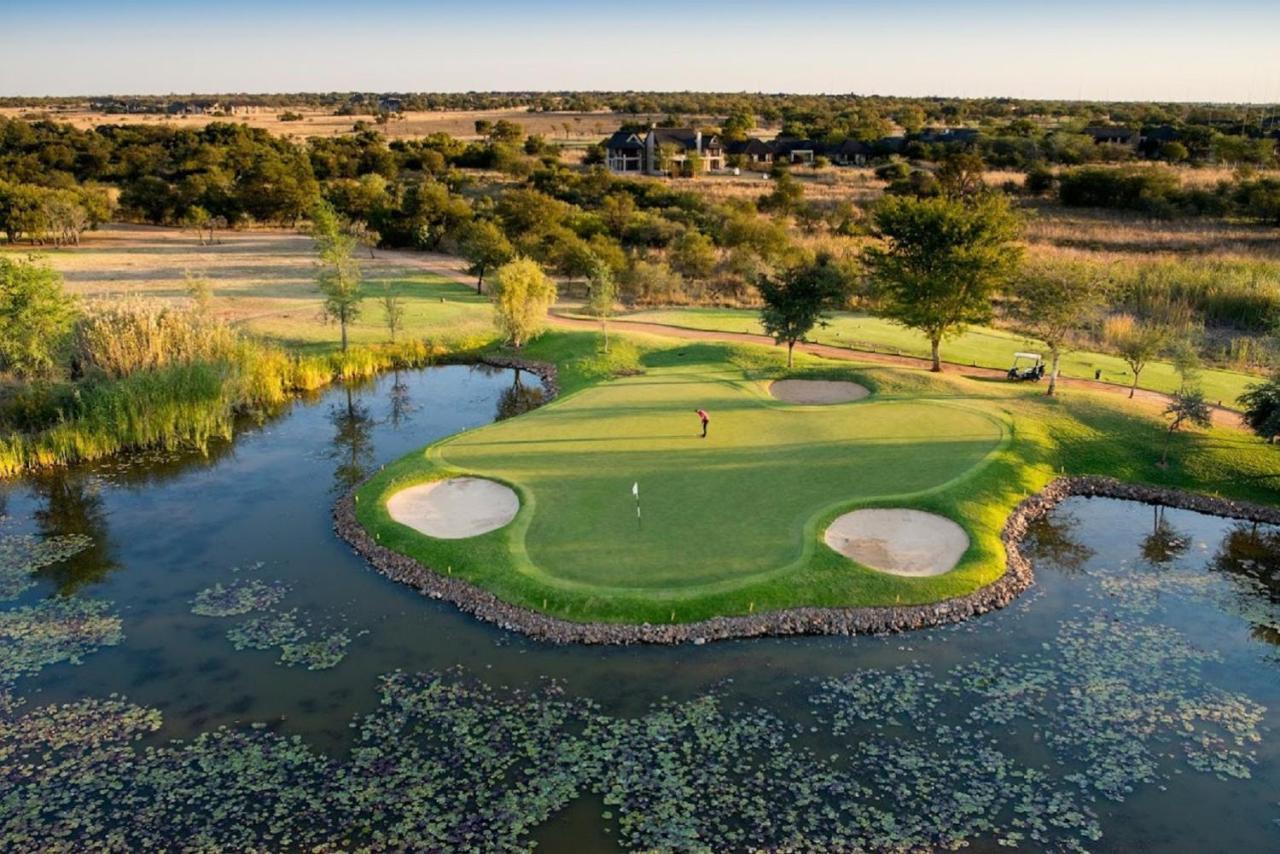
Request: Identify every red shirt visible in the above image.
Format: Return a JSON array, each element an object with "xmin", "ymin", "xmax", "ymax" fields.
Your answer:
[{"xmin": 696, "ymin": 409, "xmax": 709, "ymax": 422}]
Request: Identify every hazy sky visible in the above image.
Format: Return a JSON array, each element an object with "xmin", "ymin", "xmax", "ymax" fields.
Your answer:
[{"xmin": 3, "ymin": 0, "xmax": 1278, "ymax": 102}]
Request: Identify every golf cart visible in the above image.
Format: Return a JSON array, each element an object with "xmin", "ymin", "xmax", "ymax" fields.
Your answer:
[{"xmin": 1007, "ymin": 352, "xmax": 1045, "ymax": 382}]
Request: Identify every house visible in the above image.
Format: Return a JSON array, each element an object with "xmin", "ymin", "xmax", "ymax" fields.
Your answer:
[
  {"xmin": 919, "ymin": 128, "xmax": 980, "ymax": 145},
  {"xmin": 772, "ymin": 137, "xmax": 822, "ymax": 165},
  {"xmin": 830, "ymin": 139, "xmax": 871, "ymax": 166},
  {"xmin": 378, "ymin": 97, "xmax": 404, "ymax": 114},
  {"xmin": 726, "ymin": 137, "xmax": 775, "ymax": 166},
  {"xmin": 602, "ymin": 127, "xmax": 723, "ymax": 175},
  {"xmin": 1082, "ymin": 126, "xmax": 1138, "ymax": 146},
  {"xmin": 604, "ymin": 130, "xmax": 647, "ymax": 173},
  {"xmin": 647, "ymin": 128, "xmax": 723, "ymax": 173}
]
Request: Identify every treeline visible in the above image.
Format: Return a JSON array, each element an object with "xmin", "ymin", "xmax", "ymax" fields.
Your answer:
[{"xmin": 1049, "ymin": 166, "xmax": 1280, "ymax": 223}]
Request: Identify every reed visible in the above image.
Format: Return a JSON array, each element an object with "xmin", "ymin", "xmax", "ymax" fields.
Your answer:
[{"xmin": 0, "ymin": 309, "xmax": 478, "ymax": 477}]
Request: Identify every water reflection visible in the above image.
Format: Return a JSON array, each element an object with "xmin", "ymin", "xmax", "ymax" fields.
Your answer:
[
  {"xmin": 1022, "ymin": 509, "xmax": 1093, "ymax": 574},
  {"xmin": 29, "ymin": 471, "xmax": 119, "ymax": 594},
  {"xmin": 1140, "ymin": 505, "xmax": 1190, "ymax": 567},
  {"xmin": 495, "ymin": 368, "xmax": 547, "ymax": 422},
  {"xmin": 386, "ymin": 369, "xmax": 415, "ymax": 430},
  {"xmin": 328, "ymin": 387, "xmax": 376, "ymax": 493},
  {"xmin": 1214, "ymin": 521, "xmax": 1280, "ymax": 601}
]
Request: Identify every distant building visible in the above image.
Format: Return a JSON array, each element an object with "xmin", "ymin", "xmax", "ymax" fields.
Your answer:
[
  {"xmin": 772, "ymin": 137, "xmax": 822, "ymax": 165},
  {"xmin": 830, "ymin": 139, "xmax": 872, "ymax": 166},
  {"xmin": 379, "ymin": 97, "xmax": 404, "ymax": 114},
  {"xmin": 604, "ymin": 130, "xmax": 647, "ymax": 173},
  {"xmin": 1082, "ymin": 126, "xmax": 1139, "ymax": 145},
  {"xmin": 726, "ymin": 137, "xmax": 776, "ymax": 166},
  {"xmin": 602, "ymin": 127, "xmax": 723, "ymax": 175}
]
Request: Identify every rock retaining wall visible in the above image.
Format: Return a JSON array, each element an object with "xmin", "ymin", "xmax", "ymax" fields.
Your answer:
[{"xmin": 333, "ymin": 360, "xmax": 1280, "ymax": 644}]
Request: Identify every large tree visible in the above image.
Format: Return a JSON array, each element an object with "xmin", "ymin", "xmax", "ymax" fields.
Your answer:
[
  {"xmin": 457, "ymin": 219, "xmax": 513, "ymax": 294},
  {"xmin": 863, "ymin": 194, "xmax": 1023, "ymax": 371},
  {"xmin": 490, "ymin": 257, "xmax": 557, "ymax": 348},
  {"xmin": 757, "ymin": 253, "xmax": 853, "ymax": 367},
  {"xmin": 0, "ymin": 256, "xmax": 78, "ymax": 378},
  {"xmin": 311, "ymin": 200, "xmax": 363, "ymax": 352},
  {"xmin": 1007, "ymin": 259, "xmax": 1108, "ymax": 395}
]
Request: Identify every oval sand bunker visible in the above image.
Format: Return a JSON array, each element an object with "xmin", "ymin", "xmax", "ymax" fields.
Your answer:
[
  {"xmin": 386, "ymin": 477, "xmax": 519, "ymax": 539},
  {"xmin": 824, "ymin": 508, "xmax": 969, "ymax": 576},
  {"xmin": 770, "ymin": 379, "xmax": 870, "ymax": 405}
]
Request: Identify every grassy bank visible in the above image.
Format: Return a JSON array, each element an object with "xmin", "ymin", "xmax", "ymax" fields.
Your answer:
[
  {"xmin": 0, "ymin": 336, "xmax": 484, "ymax": 477},
  {"xmin": 354, "ymin": 329, "xmax": 1280, "ymax": 625},
  {"xmin": 609, "ymin": 307, "xmax": 1262, "ymax": 406}
]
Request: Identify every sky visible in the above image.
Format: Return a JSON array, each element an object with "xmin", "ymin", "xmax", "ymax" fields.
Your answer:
[{"xmin": 2, "ymin": 0, "xmax": 1278, "ymax": 102}]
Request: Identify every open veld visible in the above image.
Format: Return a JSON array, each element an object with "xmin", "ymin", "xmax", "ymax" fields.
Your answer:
[
  {"xmin": 0, "ymin": 105, "xmax": 671, "ymax": 144},
  {"xmin": 355, "ymin": 331, "xmax": 1280, "ymax": 625}
]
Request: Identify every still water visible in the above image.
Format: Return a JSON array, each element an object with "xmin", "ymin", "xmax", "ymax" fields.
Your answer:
[{"xmin": 1, "ymin": 365, "xmax": 1277, "ymax": 851}]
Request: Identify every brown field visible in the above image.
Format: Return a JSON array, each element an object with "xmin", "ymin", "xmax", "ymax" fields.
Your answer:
[{"xmin": 0, "ymin": 105, "xmax": 731, "ymax": 145}]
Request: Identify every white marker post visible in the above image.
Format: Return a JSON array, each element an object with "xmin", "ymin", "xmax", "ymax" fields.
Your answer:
[{"xmin": 632, "ymin": 481, "xmax": 642, "ymax": 530}]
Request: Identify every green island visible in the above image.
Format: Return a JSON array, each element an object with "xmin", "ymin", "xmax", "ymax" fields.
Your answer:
[{"xmin": 356, "ymin": 330, "xmax": 1280, "ymax": 625}]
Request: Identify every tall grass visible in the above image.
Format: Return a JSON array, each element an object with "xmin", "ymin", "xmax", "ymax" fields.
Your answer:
[{"xmin": 0, "ymin": 302, "xmax": 470, "ymax": 477}]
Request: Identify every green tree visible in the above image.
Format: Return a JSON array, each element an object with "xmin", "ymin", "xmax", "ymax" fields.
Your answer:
[
  {"xmin": 458, "ymin": 219, "xmax": 514, "ymax": 294},
  {"xmin": 863, "ymin": 195, "xmax": 1023, "ymax": 371},
  {"xmin": 311, "ymin": 200, "xmax": 363, "ymax": 352},
  {"xmin": 585, "ymin": 255, "xmax": 617, "ymax": 352},
  {"xmin": 380, "ymin": 285, "xmax": 405, "ymax": 343},
  {"xmin": 1240, "ymin": 374, "xmax": 1280, "ymax": 440},
  {"xmin": 936, "ymin": 152, "xmax": 987, "ymax": 200},
  {"xmin": 490, "ymin": 257, "xmax": 557, "ymax": 348},
  {"xmin": 669, "ymin": 230, "xmax": 717, "ymax": 280},
  {"xmin": 757, "ymin": 253, "xmax": 854, "ymax": 367},
  {"xmin": 1007, "ymin": 260, "xmax": 1107, "ymax": 395},
  {"xmin": 1105, "ymin": 316, "xmax": 1167, "ymax": 399},
  {"xmin": 1161, "ymin": 387, "xmax": 1212, "ymax": 466},
  {"xmin": 0, "ymin": 256, "xmax": 78, "ymax": 378}
]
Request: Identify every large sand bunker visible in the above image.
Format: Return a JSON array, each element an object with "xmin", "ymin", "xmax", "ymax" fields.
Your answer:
[
  {"xmin": 386, "ymin": 477, "xmax": 519, "ymax": 539},
  {"xmin": 770, "ymin": 379, "xmax": 870, "ymax": 404},
  {"xmin": 824, "ymin": 508, "xmax": 969, "ymax": 576}
]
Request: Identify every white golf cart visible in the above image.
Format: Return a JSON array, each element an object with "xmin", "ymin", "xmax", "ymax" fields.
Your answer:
[{"xmin": 1007, "ymin": 352, "xmax": 1046, "ymax": 382}]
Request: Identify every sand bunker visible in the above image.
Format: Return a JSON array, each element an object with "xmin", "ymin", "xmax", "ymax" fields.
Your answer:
[
  {"xmin": 824, "ymin": 508, "xmax": 969, "ymax": 576},
  {"xmin": 386, "ymin": 477, "xmax": 519, "ymax": 539},
  {"xmin": 770, "ymin": 379, "xmax": 870, "ymax": 404}
]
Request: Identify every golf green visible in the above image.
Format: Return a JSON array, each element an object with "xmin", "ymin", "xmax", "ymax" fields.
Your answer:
[{"xmin": 403, "ymin": 360, "xmax": 1005, "ymax": 594}]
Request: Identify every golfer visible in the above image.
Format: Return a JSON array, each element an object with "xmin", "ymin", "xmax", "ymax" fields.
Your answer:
[{"xmin": 696, "ymin": 408, "xmax": 710, "ymax": 438}]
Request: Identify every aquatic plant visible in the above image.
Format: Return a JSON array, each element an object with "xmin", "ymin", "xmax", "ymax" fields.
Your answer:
[
  {"xmin": 190, "ymin": 579, "xmax": 288, "ymax": 618},
  {"xmin": 0, "ymin": 532, "xmax": 92, "ymax": 601}
]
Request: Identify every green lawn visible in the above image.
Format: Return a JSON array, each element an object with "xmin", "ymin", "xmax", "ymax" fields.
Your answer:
[
  {"xmin": 356, "ymin": 330, "xmax": 1280, "ymax": 626},
  {"xmin": 615, "ymin": 307, "xmax": 1261, "ymax": 407}
]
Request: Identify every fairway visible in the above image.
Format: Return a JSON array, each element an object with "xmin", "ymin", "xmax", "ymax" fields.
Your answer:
[{"xmin": 422, "ymin": 360, "xmax": 1004, "ymax": 592}]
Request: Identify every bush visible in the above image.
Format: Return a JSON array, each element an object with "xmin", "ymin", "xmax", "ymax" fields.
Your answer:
[{"xmin": 72, "ymin": 298, "xmax": 240, "ymax": 379}]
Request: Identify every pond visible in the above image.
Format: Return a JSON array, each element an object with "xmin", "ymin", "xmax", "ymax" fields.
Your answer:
[{"xmin": 1, "ymin": 365, "xmax": 1277, "ymax": 851}]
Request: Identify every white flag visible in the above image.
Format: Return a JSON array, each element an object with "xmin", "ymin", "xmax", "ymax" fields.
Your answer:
[{"xmin": 632, "ymin": 482, "xmax": 639, "ymax": 497}]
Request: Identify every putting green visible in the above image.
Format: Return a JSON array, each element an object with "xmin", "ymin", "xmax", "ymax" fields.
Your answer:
[{"xmin": 411, "ymin": 361, "xmax": 1003, "ymax": 593}]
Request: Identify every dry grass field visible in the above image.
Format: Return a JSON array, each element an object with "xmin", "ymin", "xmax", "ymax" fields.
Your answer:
[
  {"xmin": 0, "ymin": 106, "xmax": 730, "ymax": 145},
  {"xmin": 0, "ymin": 223, "xmax": 494, "ymax": 351}
]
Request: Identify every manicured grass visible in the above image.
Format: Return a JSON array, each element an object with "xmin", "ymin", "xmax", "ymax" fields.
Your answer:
[
  {"xmin": 615, "ymin": 307, "xmax": 1260, "ymax": 407},
  {"xmin": 356, "ymin": 330, "xmax": 1280, "ymax": 626}
]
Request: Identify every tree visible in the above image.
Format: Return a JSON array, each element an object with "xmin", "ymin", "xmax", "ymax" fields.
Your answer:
[
  {"xmin": 863, "ymin": 194, "xmax": 1023, "ymax": 371},
  {"xmin": 757, "ymin": 253, "xmax": 853, "ymax": 367},
  {"xmin": 310, "ymin": 200, "xmax": 363, "ymax": 352},
  {"xmin": 936, "ymin": 152, "xmax": 987, "ymax": 200},
  {"xmin": 669, "ymin": 229, "xmax": 717, "ymax": 280},
  {"xmin": 380, "ymin": 285, "xmax": 405, "ymax": 342},
  {"xmin": 0, "ymin": 256, "xmax": 78, "ymax": 378},
  {"xmin": 346, "ymin": 218, "xmax": 380, "ymax": 259},
  {"xmin": 1240, "ymin": 374, "xmax": 1280, "ymax": 441},
  {"xmin": 490, "ymin": 257, "xmax": 556, "ymax": 348},
  {"xmin": 1161, "ymin": 387, "xmax": 1212, "ymax": 466},
  {"xmin": 457, "ymin": 219, "xmax": 513, "ymax": 294},
  {"xmin": 759, "ymin": 171, "xmax": 804, "ymax": 215},
  {"xmin": 585, "ymin": 255, "xmax": 617, "ymax": 352},
  {"xmin": 1007, "ymin": 260, "xmax": 1107, "ymax": 395},
  {"xmin": 1105, "ymin": 315, "xmax": 1166, "ymax": 398}
]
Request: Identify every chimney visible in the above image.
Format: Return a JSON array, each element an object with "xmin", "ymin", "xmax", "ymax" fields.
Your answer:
[{"xmin": 695, "ymin": 129, "xmax": 702, "ymax": 152}]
